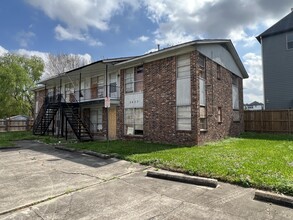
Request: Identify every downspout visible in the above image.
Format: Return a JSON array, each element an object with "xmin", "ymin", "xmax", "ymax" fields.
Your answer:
[{"xmin": 105, "ymin": 64, "xmax": 109, "ymax": 142}]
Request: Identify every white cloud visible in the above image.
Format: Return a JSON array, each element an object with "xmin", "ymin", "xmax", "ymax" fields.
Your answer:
[
  {"xmin": 243, "ymin": 52, "xmax": 263, "ymax": 104},
  {"xmin": 16, "ymin": 31, "xmax": 35, "ymax": 48},
  {"xmin": 54, "ymin": 25, "xmax": 103, "ymax": 46},
  {"xmin": 0, "ymin": 45, "xmax": 8, "ymax": 56},
  {"xmin": 130, "ymin": 35, "xmax": 150, "ymax": 43},
  {"xmin": 143, "ymin": 0, "xmax": 292, "ymax": 47},
  {"xmin": 26, "ymin": 0, "xmax": 140, "ymax": 46}
]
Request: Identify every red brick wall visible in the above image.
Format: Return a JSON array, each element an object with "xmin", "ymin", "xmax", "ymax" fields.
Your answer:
[
  {"xmin": 196, "ymin": 52, "xmax": 244, "ymax": 145},
  {"xmin": 117, "ymin": 50, "xmax": 244, "ymax": 145}
]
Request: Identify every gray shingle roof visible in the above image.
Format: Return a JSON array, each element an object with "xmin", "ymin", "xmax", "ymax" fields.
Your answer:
[{"xmin": 257, "ymin": 11, "xmax": 293, "ymax": 42}]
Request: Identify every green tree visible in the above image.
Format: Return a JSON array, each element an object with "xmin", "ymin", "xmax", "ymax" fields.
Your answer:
[{"xmin": 0, "ymin": 53, "xmax": 44, "ymax": 118}]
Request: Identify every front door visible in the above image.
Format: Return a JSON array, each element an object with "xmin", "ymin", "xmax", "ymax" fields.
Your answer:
[{"xmin": 108, "ymin": 107, "xmax": 117, "ymax": 140}]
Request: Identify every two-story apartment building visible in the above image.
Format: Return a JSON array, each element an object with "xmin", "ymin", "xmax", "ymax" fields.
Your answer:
[
  {"xmin": 257, "ymin": 10, "xmax": 293, "ymax": 109},
  {"xmin": 33, "ymin": 57, "xmax": 131, "ymax": 141},
  {"xmin": 33, "ymin": 39, "xmax": 248, "ymax": 145}
]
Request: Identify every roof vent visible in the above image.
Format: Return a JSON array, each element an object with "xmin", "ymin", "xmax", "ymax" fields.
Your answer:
[{"xmin": 291, "ymin": 8, "xmax": 293, "ymax": 12}]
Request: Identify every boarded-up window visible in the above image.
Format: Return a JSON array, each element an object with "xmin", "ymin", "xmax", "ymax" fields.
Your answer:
[
  {"xmin": 177, "ymin": 106, "xmax": 191, "ymax": 130},
  {"xmin": 176, "ymin": 54, "xmax": 191, "ymax": 130},
  {"xmin": 199, "ymin": 78, "xmax": 206, "ymax": 106}
]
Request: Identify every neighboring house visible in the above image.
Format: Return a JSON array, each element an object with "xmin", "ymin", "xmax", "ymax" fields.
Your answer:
[
  {"xmin": 244, "ymin": 101, "xmax": 264, "ymax": 110},
  {"xmin": 33, "ymin": 39, "xmax": 248, "ymax": 145},
  {"xmin": 257, "ymin": 10, "xmax": 293, "ymax": 109}
]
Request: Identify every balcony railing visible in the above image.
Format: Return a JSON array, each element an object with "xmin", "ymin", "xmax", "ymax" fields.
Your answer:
[{"xmin": 75, "ymin": 85, "xmax": 120, "ymax": 102}]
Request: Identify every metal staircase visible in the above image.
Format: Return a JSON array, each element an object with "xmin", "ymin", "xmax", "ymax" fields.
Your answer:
[
  {"xmin": 33, "ymin": 97, "xmax": 60, "ymax": 135},
  {"xmin": 33, "ymin": 94, "xmax": 93, "ymax": 141},
  {"xmin": 62, "ymin": 102, "xmax": 93, "ymax": 141}
]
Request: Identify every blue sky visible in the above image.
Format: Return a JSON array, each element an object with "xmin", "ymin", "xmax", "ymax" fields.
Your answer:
[{"xmin": 0, "ymin": 0, "xmax": 293, "ymax": 103}]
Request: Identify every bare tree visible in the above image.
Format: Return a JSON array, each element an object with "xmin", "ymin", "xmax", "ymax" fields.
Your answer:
[{"xmin": 45, "ymin": 53, "xmax": 91, "ymax": 77}]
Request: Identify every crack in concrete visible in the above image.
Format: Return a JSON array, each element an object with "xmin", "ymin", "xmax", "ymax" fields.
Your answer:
[
  {"xmin": 63, "ymin": 193, "xmax": 74, "ymax": 220},
  {"xmin": 30, "ymin": 207, "xmax": 45, "ymax": 220},
  {"xmin": 55, "ymin": 169, "xmax": 104, "ymax": 180}
]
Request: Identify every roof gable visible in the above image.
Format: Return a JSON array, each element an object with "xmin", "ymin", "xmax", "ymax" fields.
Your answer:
[
  {"xmin": 116, "ymin": 39, "xmax": 248, "ymax": 79},
  {"xmin": 257, "ymin": 11, "xmax": 293, "ymax": 42}
]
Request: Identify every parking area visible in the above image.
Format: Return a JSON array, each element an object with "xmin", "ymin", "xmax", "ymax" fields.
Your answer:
[{"xmin": 0, "ymin": 140, "xmax": 292, "ymax": 219}]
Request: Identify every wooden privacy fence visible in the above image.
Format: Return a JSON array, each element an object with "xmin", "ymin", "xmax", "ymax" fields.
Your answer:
[
  {"xmin": 0, "ymin": 119, "xmax": 34, "ymax": 132},
  {"xmin": 244, "ymin": 110, "xmax": 293, "ymax": 133}
]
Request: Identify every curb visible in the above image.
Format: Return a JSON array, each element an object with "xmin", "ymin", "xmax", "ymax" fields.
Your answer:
[
  {"xmin": 81, "ymin": 150, "xmax": 112, "ymax": 159},
  {"xmin": 254, "ymin": 190, "xmax": 293, "ymax": 208},
  {"xmin": 146, "ymin": 170, "xmax": 218, "ymax": 188},
  {"xmin": 54, "ymin": 146, "xmax": 76, "ymax": 152}
]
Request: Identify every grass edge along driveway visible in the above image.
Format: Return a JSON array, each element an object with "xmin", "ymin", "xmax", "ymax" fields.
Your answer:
[
  {"xmin": 69, "ymin": 132, "xmax": 293, "ymax": 196},
  {"xmin": 0, "ymin": 131, "xmax": 292, "ymax": 196}
]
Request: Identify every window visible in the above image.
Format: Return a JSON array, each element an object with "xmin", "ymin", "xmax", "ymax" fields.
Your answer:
[
  {"xmin": 125, "ymin": 108, "xmax": 143, "ymax": 135},
  {"xmin": 287, "ymin": 33, "xmax": 293, "ymax": 49},
  {"xmin": 198, "ymin": 55, "xmax": 206, "ymax": 78},
  {"xmin": 232, "ymin": 75, "xmax": 240, "ymax": 122},
  {"xmin": 217, "ymin": 64, "xmax": 221, "ymax": 80},
  {"xmin": 97, "ymin": 109, "xmax": 103, "ymax": 130},
  {"xmin": 65, "ymin": 83, "xmax": 74, "ymax": 102},
  {"xmin": 177, "ymin": 106, "xmax": 191, "ymax": 130},
  {"xmin": 232, "ymin": 77, "xmax": 239, "ymax": 110},
  {"xmin": 176, "ymin": 54, "xmax": 191, "ymax": 130},
  {"xmin": 125, "ymin": 66, "xmax": 143, "ymax": 93},
  {"xmin": 200, "ymin": 106, "xmax": 207, "ymax": 130},
  {"xmin": 97, "ymin": 75, "xmax": 105, "ymax": 98},
  {"xmin": 199, "ymin": 54, "xmax": 207, "ymax": 130},
  {"xmin": 218, "ymin": 107, "xmax": 222, "ymax": 123},
  {"xmin": 199, "ymin": 78, "xmax": 206, "ymax": 106},
  {"xmin": 109, "ymin": 73, "xmax": 117, "ymax": 97}
]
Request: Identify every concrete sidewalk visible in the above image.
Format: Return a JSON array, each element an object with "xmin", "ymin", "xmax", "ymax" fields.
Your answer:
[{"xmin": 0, "ymin": 140, "xmax": 292, "ymax": 219}]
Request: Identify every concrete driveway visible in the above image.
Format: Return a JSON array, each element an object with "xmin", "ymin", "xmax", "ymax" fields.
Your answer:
[{"xmin": 0, "ymin": 140, "xmax": 292, "ymax": 219}]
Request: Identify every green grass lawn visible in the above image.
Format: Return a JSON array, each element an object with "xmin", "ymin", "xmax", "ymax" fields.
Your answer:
[
  {"xmin": 69, "ymin": 133, "xmax": 293, "ymax": 196},
  {"xmin": 1, "ymin": 131, "xmax": 292, "ymax": 196}
]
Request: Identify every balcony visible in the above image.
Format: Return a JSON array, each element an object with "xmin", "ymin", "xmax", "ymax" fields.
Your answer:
[{"xmin": 68, "ymin": 85, "xmax": 120, "ymax": 103}]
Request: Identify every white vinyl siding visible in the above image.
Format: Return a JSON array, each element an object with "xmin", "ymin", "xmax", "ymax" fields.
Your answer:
[{"xmin": 176, "ymin": 54, "xmax": 191, "ymax": 130}]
